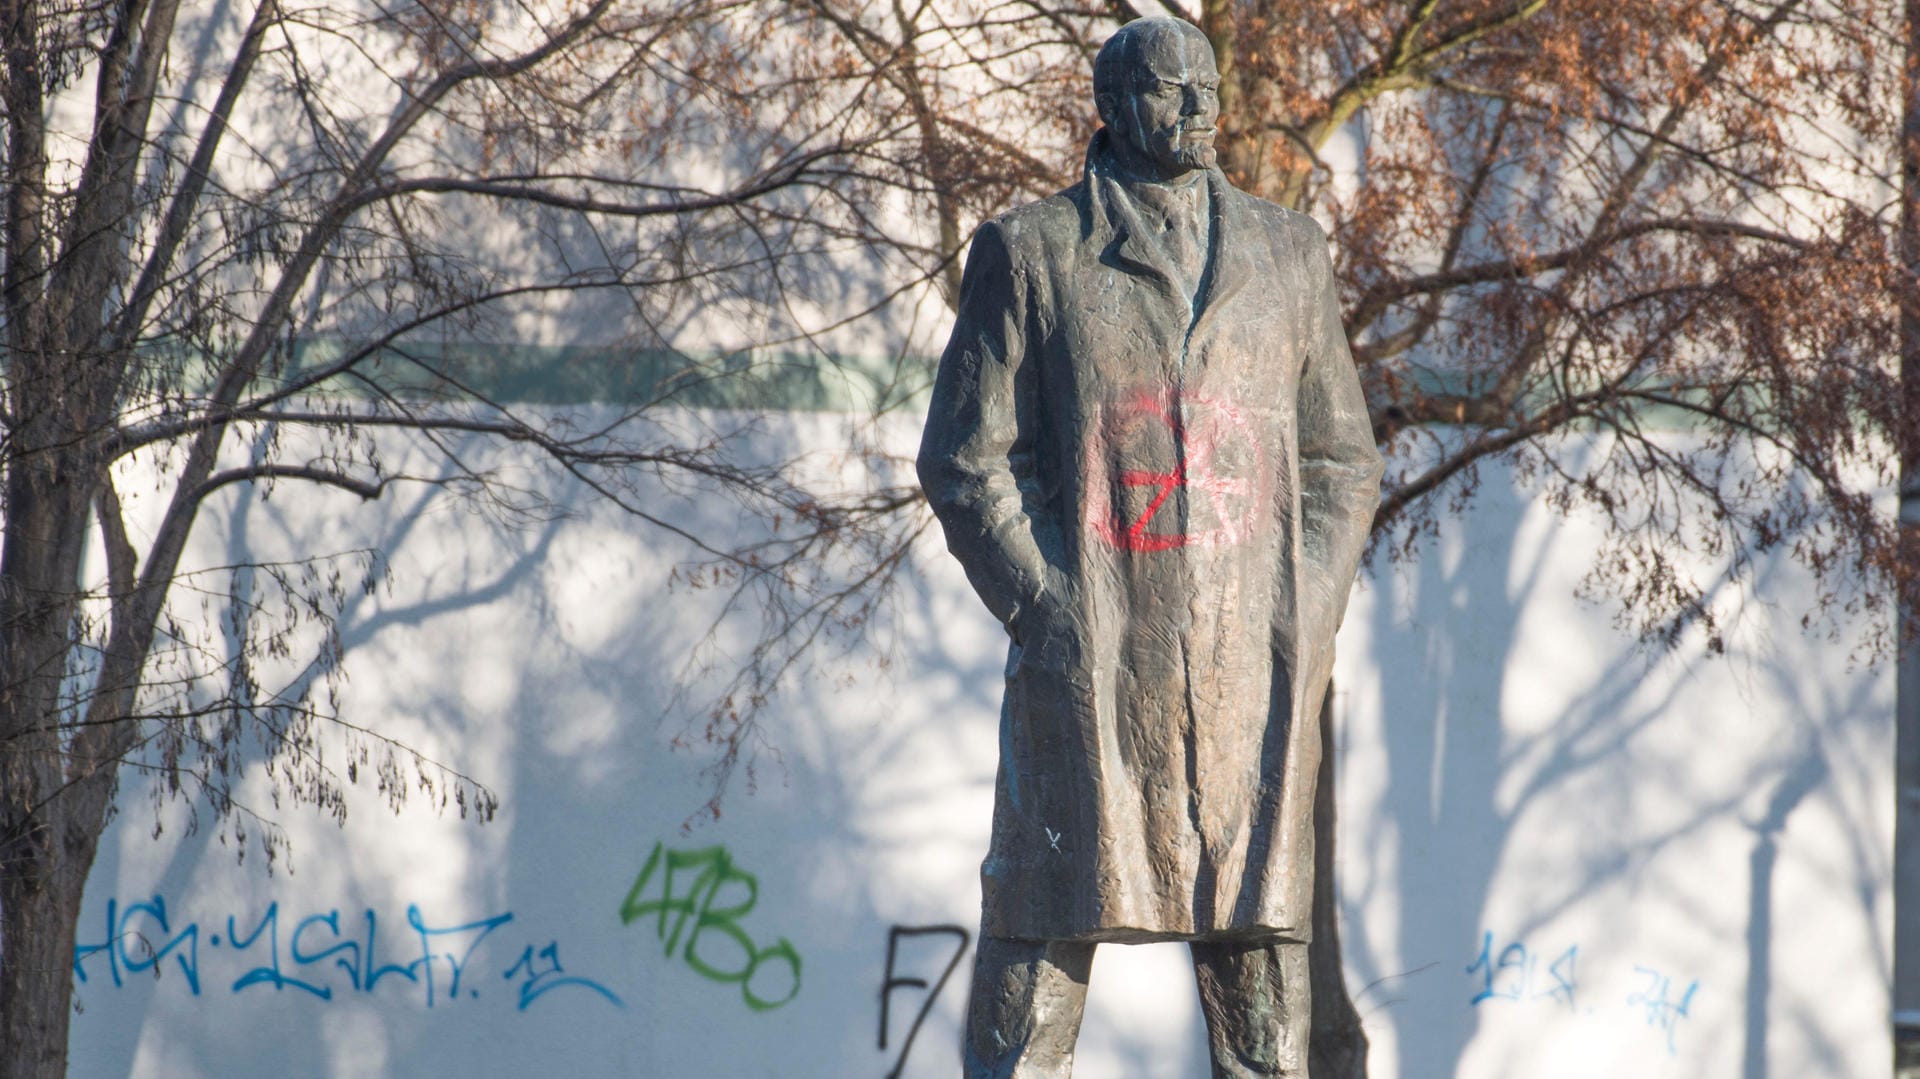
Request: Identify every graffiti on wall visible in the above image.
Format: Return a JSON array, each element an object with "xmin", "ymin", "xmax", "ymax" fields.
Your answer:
[
  {"xmin": 618, "ymin": 841, "xmax": 802, "ymax": 1011},
  {"xmin": 74, "ymin": 895, "xmax": 622, "ymax": 1012},
  {"xmin": 1466, "ymin": 931, "xmax": 1578, "ymax": 1009},
  {"xmin": 1468, "ymin": 930, "xmax": 1699, "ymax": 1056},
  {"xmin": 878, "ymin": 924, "xmax": 971, "ymax": 1079}
]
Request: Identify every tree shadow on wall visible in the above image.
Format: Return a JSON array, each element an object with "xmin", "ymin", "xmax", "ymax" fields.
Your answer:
[
  {"xmin": 71, "ymin": 438, "xmax": 569, "ymax": 1079},
  {"xmin": 1344, "ymin": 468, "xmax": 1531, "ymax": 1078},
  {"xmin": 1341, "ymin": 464, "xmax": 1886, "ymax": 1079}
]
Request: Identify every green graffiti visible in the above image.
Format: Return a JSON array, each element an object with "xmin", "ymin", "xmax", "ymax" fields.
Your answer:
[{"xmin": 619, "ymin": 842, "xmax": 802, "ymax": 1011}]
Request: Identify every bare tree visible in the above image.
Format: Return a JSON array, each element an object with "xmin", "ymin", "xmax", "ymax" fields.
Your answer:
[{"xmin": 0, "ymin": 0, "xmax": 1039, "ymax": 1073}]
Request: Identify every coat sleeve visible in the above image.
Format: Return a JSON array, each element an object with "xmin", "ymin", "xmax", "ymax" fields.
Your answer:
[
  {"xmin": 1295, "ymin": 219, "xmax": 1385, "ymax": 662},
  {"xmin": 916, "ymin": 220, "xmax": 1059, "ymax": 637}
]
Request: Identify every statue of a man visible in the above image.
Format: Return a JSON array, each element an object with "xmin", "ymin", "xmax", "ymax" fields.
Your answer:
[{"xmin": 917, "ymin": 15, "xmax": 1383, "ymax": 1078}]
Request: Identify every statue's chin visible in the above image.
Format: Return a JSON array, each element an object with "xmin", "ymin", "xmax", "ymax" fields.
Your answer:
[
  {"xmin": 1115, "ymin": 133, "xmax": 1218, "ymax": 179},
  {"xmin": 1175, "ymin": 143, "xmax": 1217, "ymax": 171}
]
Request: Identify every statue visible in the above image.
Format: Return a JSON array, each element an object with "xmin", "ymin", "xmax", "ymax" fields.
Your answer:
[{"xmin": 916, "ymin": 15, "xmax": 1384, "ymax": 1078}]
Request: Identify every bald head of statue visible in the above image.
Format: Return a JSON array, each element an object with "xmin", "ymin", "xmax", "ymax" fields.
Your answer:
[{"xmin": 1093, "ymin": 17, "xmax": 1221, "ymax": 183}]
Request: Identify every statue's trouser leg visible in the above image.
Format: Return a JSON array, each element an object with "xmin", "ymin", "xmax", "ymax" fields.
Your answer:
[
  {"xmin": 1189, "ymin": 938, "xmax": 1310, "ymax": 1078},
  {"xmin": 962, "ymin": 934, "xmax": 1096, "ymax": 1079}
]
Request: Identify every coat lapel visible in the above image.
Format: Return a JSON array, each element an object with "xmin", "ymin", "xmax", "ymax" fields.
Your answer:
[
  {"xmin": 1094, "ymin": 183, "xmax": 1184, "ymax": 292},
  {"xmin": 1105, "ymin": 190, "xmax": 1179, "ymax": 285},
  {"xmin": 1186, "ymin": 172, "xmax": 1258, "ymax": 348},
  {"xmin": 1083, "ymin": 132, "xmax": 1191, "ymax": 308},
  {"xmin": 1082, "ymin": 140, "xmax": 1261, "ymax": 357}
]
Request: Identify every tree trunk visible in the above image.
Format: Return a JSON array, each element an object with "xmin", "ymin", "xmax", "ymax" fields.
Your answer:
[
  {"xmin": 0, "ymin": 812, "xmax": 90, "ymax": 1079},
  {"xmin": 1893, "ymin": 4, "xmax": 1920, "ymax": 1075},
  {"xmin": 1309, "ymin": 678, "xmax": 1369, "ymax": 1078},
  {"xmin": 0, "ymin": 463, "xmax": 97, "ymax": 1079}
]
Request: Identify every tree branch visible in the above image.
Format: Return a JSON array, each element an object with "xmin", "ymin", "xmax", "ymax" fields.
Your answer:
[
  {"xmin": 347, "ymin": 145, "xmax": 855, "ymax": 220},
  {"xmin": 1402, "ymin": 0, "xmax": 1548, "ymax": 68},
  {"xmin": 106, "ymin": 0, "xmax": 281, "ymax": 356},
  {"xmin": 92, "ymin": 473, "xmax": 139, "ymax": 602},
  {"xmin": 2, "ymin": 0, "xmax": 50, "ymax": 353},
  {"xmin": 190, "ymin": 465, "xmax": 398, "ymax": 504},
  {"xmin": 1274, "ymin": 0, "xmax": 1549, "ymax": 205},
  {"xmin": 1350, "ymin": 216, "xmax": 1812, "ymax": 333}
]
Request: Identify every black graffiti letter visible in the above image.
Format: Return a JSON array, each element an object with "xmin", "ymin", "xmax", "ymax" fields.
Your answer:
[{"xmin": 878, "ymin": 925, "xmax": 970, "ymax": 1078}]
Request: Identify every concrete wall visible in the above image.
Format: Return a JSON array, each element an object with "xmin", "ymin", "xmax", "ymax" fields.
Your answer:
[{"xmin": 64, "ymin": 414, "xmax": 1889, "ymax": 1078}]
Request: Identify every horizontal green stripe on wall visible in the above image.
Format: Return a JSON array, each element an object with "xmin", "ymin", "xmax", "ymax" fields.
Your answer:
[{"xmin": 258, "ymin": 338, "xmax": 938, "ymax": 414}]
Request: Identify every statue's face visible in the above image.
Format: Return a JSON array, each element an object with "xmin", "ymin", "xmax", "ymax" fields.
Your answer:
[{"xmin": 1109, "ymin": 29, "xmax": 1220, "ymax": 177}]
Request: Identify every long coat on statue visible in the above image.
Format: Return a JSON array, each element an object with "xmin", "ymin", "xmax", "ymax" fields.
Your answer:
[{"xmin": 917, "ymin": 131, "xmax": 1384, "ymax": 944}]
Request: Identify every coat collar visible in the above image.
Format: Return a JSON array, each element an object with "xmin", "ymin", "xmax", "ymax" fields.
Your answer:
[{"xmin": 1081, "ymin": 131, "xmax": 1258, "ymax": 335}]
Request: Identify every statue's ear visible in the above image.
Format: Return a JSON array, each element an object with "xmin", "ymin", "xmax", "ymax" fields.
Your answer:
[{"xmin": 1096, "ymin": 93, "xmax": 1122, "ymax": 133}]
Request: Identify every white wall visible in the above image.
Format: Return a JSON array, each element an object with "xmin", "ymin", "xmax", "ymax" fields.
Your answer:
[{"xmin": 63, "ymin": 415, "xmax": 1889, "ymax": 1078}]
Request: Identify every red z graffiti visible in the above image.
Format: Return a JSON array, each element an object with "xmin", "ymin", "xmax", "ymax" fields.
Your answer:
[{"xmin": 1087, "ymin": 389, "xmax": 1265, "ymax": 552}]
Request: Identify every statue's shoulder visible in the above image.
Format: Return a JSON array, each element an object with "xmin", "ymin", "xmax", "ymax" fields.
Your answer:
[
  {"xmin": 1222, "ymin": 184, "xmax": 1330, "ymax": 252},
  {"xmin": 976, "ymin": 182, "xmax": 1090, "ymax": 260}
]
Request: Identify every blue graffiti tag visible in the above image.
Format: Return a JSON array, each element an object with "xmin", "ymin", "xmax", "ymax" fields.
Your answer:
[
  {"xmin": 1466, "ymin": 931, "xmax": 1576, "ymax": 1009},
  {"xmin": 74, "ymin": 895, "xmax": 620, "ymax": 1013},
  {"xmin": 1626, "ymin": 965, "xmax": 1698, "ymax": 1056},
  {"xmin": 1467, "ymin": 930, "xmax": 1699, "ymax": 1057},
  {"xmin": 504, "ymin": 941, "xmax": 626, "ymax": 1011},
  {"xmin": 74, "ymin": 897, "xmax": 203, "ymax": 995}
]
